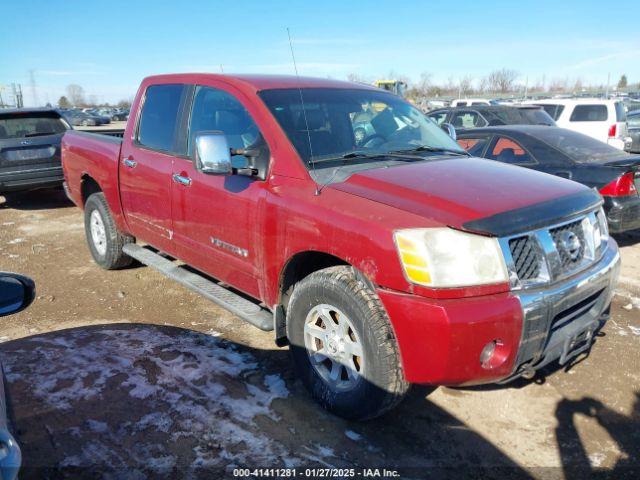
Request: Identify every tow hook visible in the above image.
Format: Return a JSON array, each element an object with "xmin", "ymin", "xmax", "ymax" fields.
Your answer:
[{"xmin": 521, "ymin": 367, "xmax": 536, "ymax": 380}]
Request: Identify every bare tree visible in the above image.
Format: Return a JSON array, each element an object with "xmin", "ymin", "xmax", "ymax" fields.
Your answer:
[
  {"xmin": 458, "ymin": 75, "xmax": 474, "ymax": 96},
  {"xmin": 66, "ymin": 84, "xmax": 86, "ymax": 106},
  {"xmin": 117, "ymin": 99, "xmax": 132, "ymax": 109},
  {"xmin": 484, "ymin": 69, "xmax": 519, "ymax": 93},
  {"xmin": 347, "ymin": 73, "xmax": 368, "ymax": 84}
]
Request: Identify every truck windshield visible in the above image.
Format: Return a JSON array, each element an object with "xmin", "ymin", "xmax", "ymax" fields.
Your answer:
[{"xmin": 258, "ymin": 88, "xmax": 464, "ymax": 167}]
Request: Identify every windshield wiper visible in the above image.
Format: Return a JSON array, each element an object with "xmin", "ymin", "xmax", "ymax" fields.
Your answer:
[
  {"xmin": 390, "ymin": 145, "xmax": 470, "ymax": 156},
  {"xmin": 311, "ymin": 150, "xmax": 428, "ymax": 165}
]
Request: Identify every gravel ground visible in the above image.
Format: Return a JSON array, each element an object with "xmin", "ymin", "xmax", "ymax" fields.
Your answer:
[{"xmin": 0, "ymin": 189, "xmax": 638, "ymax": 479}]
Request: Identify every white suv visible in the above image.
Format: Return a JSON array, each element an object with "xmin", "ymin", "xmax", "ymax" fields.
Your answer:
[{"xmin": 525, "ymin": 98, "xmax": 632, "ymax": 150}]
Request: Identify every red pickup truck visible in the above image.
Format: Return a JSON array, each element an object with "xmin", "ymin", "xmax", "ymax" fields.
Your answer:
[{"xmin": 62, "ymin": 74, "xmax": 620, "ymax": 420}]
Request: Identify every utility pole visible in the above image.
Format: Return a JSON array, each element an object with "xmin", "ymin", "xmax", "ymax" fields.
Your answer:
[
  {"xmin": 11, "ymin": 83, "xmax": 24, "ymax": 108},
  {"xmin": 29, "ymin": 69, "xmax": 39, "ymax": 106},
  {"xmin": 605, "ymin": 72, "xmax": 610, "ymax": 98}
]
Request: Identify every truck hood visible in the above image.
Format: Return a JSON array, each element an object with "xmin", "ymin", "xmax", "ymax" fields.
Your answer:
[{"xmin": 329, "ymin": 157, "xmax": 601, "ymax": 237}]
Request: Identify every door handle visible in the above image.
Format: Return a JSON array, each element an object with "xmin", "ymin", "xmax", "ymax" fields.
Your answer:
[
  {"xmin": 122, "ymin": 157, "xmax": 137, "ymax": 168},
  {"xmin": 172, "ymin": 173, "xmax": 192, "ymax": 186}
]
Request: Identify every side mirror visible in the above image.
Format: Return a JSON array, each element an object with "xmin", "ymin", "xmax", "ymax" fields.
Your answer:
[
  {"xmin": 0, "ymin": 272, "xmax": 35, "ymax": 317},
  {"xmin": 441, "ymin": 123, "xmax": 457, "ymax": 140},
  {"xmin": 194, "ymin": 131, "xmax": 232, "ymax": 175}
]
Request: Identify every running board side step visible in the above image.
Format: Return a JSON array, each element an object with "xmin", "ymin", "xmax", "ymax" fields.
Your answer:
[{"xmin": 122, "ymin": 244, "xmax": 273, "ymax": 331}]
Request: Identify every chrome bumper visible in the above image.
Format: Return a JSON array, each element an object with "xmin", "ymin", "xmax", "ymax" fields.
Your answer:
[{"xmin": 504, "ymin": 238, "xmax": 620, "ymax": 382}]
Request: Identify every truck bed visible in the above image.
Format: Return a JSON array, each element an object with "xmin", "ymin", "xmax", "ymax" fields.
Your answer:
[{"xmin": 61, "ymin": 129, "xmax": 127, "ymax": 229}]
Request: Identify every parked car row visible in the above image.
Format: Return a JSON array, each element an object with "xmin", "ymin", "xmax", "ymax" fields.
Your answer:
[{"xmin": 429, "ymin": 98, "xmax": 633, "ymax": 153}]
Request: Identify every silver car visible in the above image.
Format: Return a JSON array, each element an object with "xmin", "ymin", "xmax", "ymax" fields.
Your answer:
[{"xmin": 0, "ymin": 272, "xmax": 35, "ymax": 480}]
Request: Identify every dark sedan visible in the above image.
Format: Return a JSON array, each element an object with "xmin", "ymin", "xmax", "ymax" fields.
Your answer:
[
  {"xmin": 428, "ymin": 105, "xmax": 556, "ymax": 130},
  {"xmin": 0, "ymin": 109, "xmax": 71, "ymax": 194},
  {"xmin": 456, "ymin": 125, "xmax": 640, "ymax": 233},
  {"xmin": 61, "ymin": 110, "xmax": 104, "ymax": 127},
  {"xmin": 628, "ymin": 110, "xmax": 640, "ymax": 153}
]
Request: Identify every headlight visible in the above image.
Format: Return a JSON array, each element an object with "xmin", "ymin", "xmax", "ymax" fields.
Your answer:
[{"xmin": 394, "ymin": 228, "xmax": 509, "ymax": 288}]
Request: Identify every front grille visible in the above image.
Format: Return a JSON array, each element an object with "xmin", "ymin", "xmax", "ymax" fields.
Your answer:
[
  {"xmin": 509, "ymin": 236, "xmax": 541, "ymax": 281},
  {"xmin": 550, "ymin": 220, "xmax": 586, "ymax": 270}
]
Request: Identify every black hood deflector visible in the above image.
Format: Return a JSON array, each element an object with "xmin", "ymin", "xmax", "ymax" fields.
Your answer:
[{"xmin": 462, "ymin": 189, "xmax": 603, "ymax": 237}]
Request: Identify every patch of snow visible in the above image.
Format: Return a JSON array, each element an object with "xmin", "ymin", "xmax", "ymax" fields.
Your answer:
[
  {"xmin": 86, "ymin": 420, "xmax": 108, "ymax": 433},
  {"xmin": 6, "ymin": 238, "xmax": 25, "ymax": 245},
  {"xmin": 628, "ymin": 325, "xmax": 640, "ymax": 336},
  {"xmin": 2, "ymin": 326, "xmax": 299, "ymax": 470},
  {"xmin": 345, "ymin": 430, "xmax": 362, "ymax": 441},
  {"xmin": 2, "ymin": 222, "xmax": 15, "ymax": 226},
  {"xmin": 589, "ymin": 452, "xmax": 606, "ymax": 467}
]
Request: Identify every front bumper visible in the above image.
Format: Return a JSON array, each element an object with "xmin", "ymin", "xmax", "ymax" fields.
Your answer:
[
  {"xmin": 0, "ymin": 166, "xmax": 64, "ymax": 193},
  {"xmin": 378, "ymin": 238, "xmax": 620, "ymax": 385},
  {"xmin": 603, "ymin": 194, "xmax": 640, "ymax": 233}
]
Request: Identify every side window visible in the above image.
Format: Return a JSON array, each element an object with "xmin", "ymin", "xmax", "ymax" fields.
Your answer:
[
  {"xmin": 451, "ymin": 110, "xmax": 487, "ymax": 129},
  {"xmin": 457, "ymin": 137, "xmax": 489, "ymax": 156},
  {"xmin": 628, "ymin": 115, "xmax": 640, "ymax": 128},
  {"xmin": 487, "ymin": 137, "xmax": 534, "ymax": 165},
  {"xmin": 538, "ymin": 104, "xmax": 564, "ymax": 120},
  {"xmin": 428, "ymin": 111, "xmax": 447, "ymax": 126},
  {"xmin": 188, "ymin": 86, "xmax": 259, "ymax": 162},
  {"xmin": 569, "ymin": 105, "xmax": 607, "ymax": 122},
  {"xmin": 137, "ymin": 84, "xmax": 185, "ymax": 152},
  {"xmin": 615, "ymin": 102, "xmax": 627, "ymax": 122}
]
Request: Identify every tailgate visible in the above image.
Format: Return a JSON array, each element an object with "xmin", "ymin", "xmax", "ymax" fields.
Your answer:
[{"xmin": 0, "ymin": 134, "xmax": 63, "ymax": 173}]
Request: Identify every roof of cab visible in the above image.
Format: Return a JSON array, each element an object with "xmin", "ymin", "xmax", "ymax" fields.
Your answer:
[{"xmin": 142, "ymin": 73, "xmax": 379, "ymax": 93}]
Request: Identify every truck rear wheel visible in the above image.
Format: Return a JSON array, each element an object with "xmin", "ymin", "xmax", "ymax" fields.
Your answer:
[
  {"xmin": 84, "ymin": 192, "xmax": 134, "ymax": 270},
  {"xmin": 287, "ymin": 266, "xmax": 409, "ymax": 420}
]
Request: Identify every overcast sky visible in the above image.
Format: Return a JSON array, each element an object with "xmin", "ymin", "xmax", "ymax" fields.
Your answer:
[{"xmin": 1, "ymin": 0, "xmax": 638, "ymax": 105}]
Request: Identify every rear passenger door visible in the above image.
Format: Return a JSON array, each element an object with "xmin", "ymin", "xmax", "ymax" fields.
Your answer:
[{"xmin": 119, "ymin": 83, "xmax": 188, "ymax": 254}]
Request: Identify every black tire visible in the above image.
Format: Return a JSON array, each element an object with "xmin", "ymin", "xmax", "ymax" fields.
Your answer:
[
  {"xmin": 84, "ymin": 192, "xmax": 134, "ymax": 269},
  {"xmin": 287, "ymin": 266, "xmax": 409, "ymax": 420}
]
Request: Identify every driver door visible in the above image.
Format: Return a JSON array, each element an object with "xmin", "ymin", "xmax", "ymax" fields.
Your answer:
[{"xmin": 171, "ymin": 85, "xmax": 268, "ymax": 298}]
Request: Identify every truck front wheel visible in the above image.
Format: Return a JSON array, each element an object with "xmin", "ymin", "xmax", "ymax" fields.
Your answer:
[
  {"xmin": 287, "ymin": 266, "xmax": 409, "ymax": 420},
  {"xmin": 84, "ymin": 192, "xmax": 134, "ymax": 270}
]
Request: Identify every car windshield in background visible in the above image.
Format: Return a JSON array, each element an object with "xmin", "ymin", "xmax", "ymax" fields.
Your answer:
[
  {"xmin": 0, "ymin": 112, "xmax": 68, "ymax": 139},
  {"xmin": 258, "ymin": 88, "xmax": 464, "ymax": 167},
  {"xmin": 535, "ymin": 128, "xmax": 628, "ymax": 163}
]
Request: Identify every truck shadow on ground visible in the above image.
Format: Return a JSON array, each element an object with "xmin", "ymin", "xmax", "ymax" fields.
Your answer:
[
  {"xmin": 612, "ymin": 231, "xmax": 640, "ymax": 248},
  {"xmin": 0, "ymin": 188, "xmax": 74, "ymax": 211},
  {"xmin": 0, "ymin": 323, "xmax": 537, "ymax": 480},
  {"xmin": 555, "ymin": 394, "xmax": 640, "ymax": 479}
]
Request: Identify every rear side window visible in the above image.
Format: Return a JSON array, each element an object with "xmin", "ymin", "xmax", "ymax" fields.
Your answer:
[
  {"xmin": 457, "ymin": 137, "xmax": 489, "ymax": 156},
  {"xmin": 487, "ymin": 136, "xmax": 534, "ymax": 165},
  {"xmin": 137, "ymin": 84, "xmax": 185, "ymax": 152},
  {"xmin": 428, "ymin": 111, "xmax": 447, "ymax": 126},
  {"xmin": 538, "ymin": 104, "xmax": 564, "ymax": 121},
  {"xmin": 450, "ymin": 111, "xmax": 487, "ymax": 129},
  {"xmin": 628, "ymin": 114, "xmax": 640, "ymax": 128},
  {"xmin": 615, "ymin": 102, "xmax": 626, "ymax": 122},
  {"xmin": 0, "ymin": 112, "xmax": 68, "ymax": 139},
  {"xmin": 569, "ymin": 105, "xmax": 607, "ymax": 122}
]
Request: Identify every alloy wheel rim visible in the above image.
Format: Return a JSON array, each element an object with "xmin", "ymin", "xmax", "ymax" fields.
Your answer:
[
  {"xmin": 90, "ymin": 210, "xmax": 107, "ymax": 256},
  {"xmin": 304, "ymin": 304, "xmax": 364, "ymax": 392}
]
